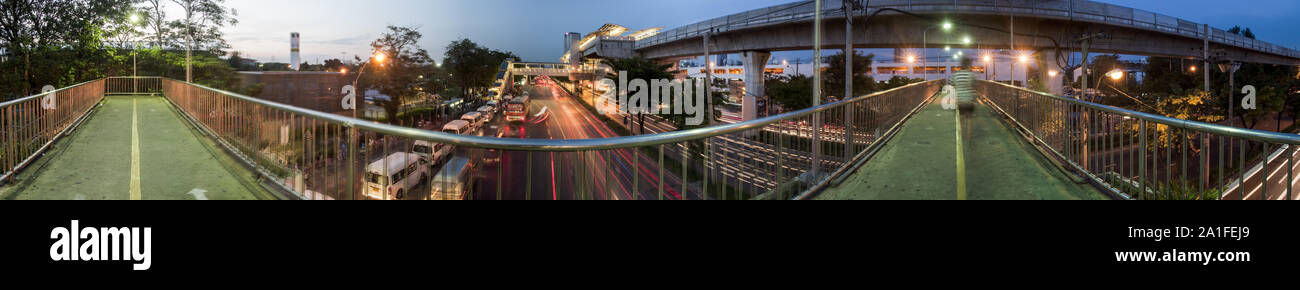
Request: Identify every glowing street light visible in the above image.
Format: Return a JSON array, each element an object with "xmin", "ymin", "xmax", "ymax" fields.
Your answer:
[
  {"xmin": 962, "ymin": 36, "xmax": 971, "ymax": 45},
  {"xmin": 1018, "ymin": 55, "xmax": 1030, "ymax": 63},
  {"xmin": 1109, "ymin": 70, "xmax": 1124, "ymax": 80},
  {"xmin": 982, "ymin": 55, "xmax": 991, "ymax": 63},
  {"xmin": 1189, "ymin": 65, "xmax": 1197, "ymax": 72},
  {"xmin": 942, "ymin": 22, "xmax": 953, "ymax": 31},
  {"xmin": 906, "ymin": 55, "xmax": 916, "ymax": 63}
]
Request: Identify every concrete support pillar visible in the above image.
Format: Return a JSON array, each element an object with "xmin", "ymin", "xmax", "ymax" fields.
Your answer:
[
  {"xmin": 741, "ymin": 51, "xmax": 771, "ymax": 121},
  {"xmin": 1041, "ymin": 49, "xmax": 1065, "ymax": 95}
]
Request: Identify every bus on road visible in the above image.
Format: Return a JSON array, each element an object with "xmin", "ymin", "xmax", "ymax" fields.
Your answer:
[{"xmin": 505, "ymin": 95, "xmax": 530, "ymax": 122}]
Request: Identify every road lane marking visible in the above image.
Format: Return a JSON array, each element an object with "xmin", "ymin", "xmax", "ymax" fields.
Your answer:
[
  {"xmin": 955, "ymin": 106, "xmax": 967, "ymax": 201},
  {"xmin": 188, "ymin": 188, "xmax": 209, "ymax": 200},
  {"xmin": 130, "ymin": 98, "xmax": 142, "ymax": 200}
]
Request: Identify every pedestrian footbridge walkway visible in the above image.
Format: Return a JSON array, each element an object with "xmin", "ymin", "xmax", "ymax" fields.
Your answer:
[
  {"xmin": 816, "ymin": 99, "xmax": 1109, "ymax": 200},
  {"xmin": 0, "ymin": 95, "xmax": 273, "ymax": 200}
]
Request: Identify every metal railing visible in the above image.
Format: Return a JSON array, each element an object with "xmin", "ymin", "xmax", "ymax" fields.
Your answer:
[
  {"xmin": 105, "ymin": 77, "xmax": 163, "ymax": 96},
  {"xmin": 0, "ymin": 79, "xmax": 105, "ymax": 182},
  {"xmin": 635, "ymin": 0, "xmax": 1299, "ymax": 59},
  {"xmin": 152, "ymin": 76, "xmax": 940, "ymax": 200},
  {"xmin": 978, "ymin": 80, "xmax": 1299, "ymax": 200}
]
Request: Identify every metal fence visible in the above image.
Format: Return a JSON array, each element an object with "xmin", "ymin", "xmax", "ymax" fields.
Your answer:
[
  {"xmin": 0, "ymin": 79, "xmax": 105, "ymax": 182},
  {"xmin": 152, "ymin": 76, "xmax": 939, "ymax": 200},
  {"xmin": 105, "ymin": 77, "xmax": 164, "ymax": 96},
  {"xmin": 978, "ymin": 80, "xmax": 1299, "ymax": 200}
]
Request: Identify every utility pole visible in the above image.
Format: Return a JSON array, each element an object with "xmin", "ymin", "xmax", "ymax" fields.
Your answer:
[
  {"xmin": 812, "ymin": 0, "xmax": 823, "ymax": 180},
  {"xmin": 1009, "ymin": 11, "xmax": 1014, "ymax": 86},
  {"xmin": 844, "ymin": 0, "xmax": 855, "ymax": 161},
  {"xmin": 1204, "ymin": 24, "xmax": 1211, "ymax": 120},
  {"xmin": 704, "ymin": 28, "xmax": 713, "ymax": 199},
  {"xmin": 1076, "ymin": 33, "xmax": 1105, "ymax": 100}
]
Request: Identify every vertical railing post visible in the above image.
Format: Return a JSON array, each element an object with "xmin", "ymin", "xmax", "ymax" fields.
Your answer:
[
  {"xmin": 346, "ymin": 123, "xmax": 356, "ymax": 200},
  {"xmin": 1139, "ymin": 120, "xmax": 1147, "ymax": 200}
]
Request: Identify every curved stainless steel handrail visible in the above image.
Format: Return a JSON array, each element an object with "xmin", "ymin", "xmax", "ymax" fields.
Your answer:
[
  {"xmin": 980, "ymin": 80, "xmax": 1300, "ymax": 145},
  {"xmin": 173, "ymin": 77, "xmax": 945, "ymax": 152}
]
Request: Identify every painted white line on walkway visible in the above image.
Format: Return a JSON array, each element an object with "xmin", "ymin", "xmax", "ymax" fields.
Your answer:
[{"xmin": 130, "ymin": 98, "xmax": 142, "ymax": 200}]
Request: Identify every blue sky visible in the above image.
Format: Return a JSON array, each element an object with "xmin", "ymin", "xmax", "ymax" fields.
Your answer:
[{"xmin": 219, "ymin": 0, "xmax": 1300, "ymax": 64}]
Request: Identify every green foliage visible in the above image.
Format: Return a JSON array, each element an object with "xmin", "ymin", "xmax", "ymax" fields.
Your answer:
[
  {"xmin": 765, "ymin": 74, "xmax": 814, "ymax": 111},
  {"xmin": 879, "ymin": 76, "xmax": 924, "ymax": 91},
  {"xmin": 603, "ymin": 57, "xmax": 675, "ymax": 82},
  {"xmin": 822, "ymin": 51, "xmax": 876, "ymax": 99},
  {"xmin": 361, "ymin": 26, "xmax": 435, "ymax": 124},
  {"xmin": 443, "ymin": 38, "xmax": 518, "ymax": 100},
  {"xmin": 167, "ymin": 0, "xmax": 238, "ymax": 55},
  {"xmin": 1227, "ymin": 26, "xmax": 1256, "ymax": 39}
]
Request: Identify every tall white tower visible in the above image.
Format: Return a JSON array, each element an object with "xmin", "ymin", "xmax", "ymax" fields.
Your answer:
[{"xmin": 290, "ymin": 32, "xmax": 301, "ymax": 71}]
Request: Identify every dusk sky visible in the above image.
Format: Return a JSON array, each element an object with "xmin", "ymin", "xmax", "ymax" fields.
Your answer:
[{"xmin": 215, "ymin": 0, "xmax": 1300, "ymax": 64}]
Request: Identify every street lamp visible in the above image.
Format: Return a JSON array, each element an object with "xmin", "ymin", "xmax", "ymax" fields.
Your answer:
[
  {"xmin": 1108, "ymin": 70, "xmax": 1124, "ymax": 81},
  {"xmin": 922, "ymin": 21, "xmax": 953, "ymax": 81},
  {"xmin": 962, "ymin": 36, "xmax": 972, "ymax": 45},
  {"xmin": 127, "ymin": 12, "xmax": 142, "ymax": 93},
  {"xmin": 1218, "ymin": 61, "xmax": 1242, "ymax": 126},
  {"xmin": 353, "ymin": 51, "xmax": 388, "ymax": 119}
]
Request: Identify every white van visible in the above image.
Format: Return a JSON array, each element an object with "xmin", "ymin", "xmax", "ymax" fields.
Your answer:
[
  {"xmin": 428, "ymin": 157, "xmax": 476, "ymax": 200},
  {"xmin": 413, "ymin": 140, "xmax": 452, "ymax": 166},
  {"xmin": 363, "ymin": 152, "xmax": 429, "ymax": 200},
  {"xmin": 461, "ymin": 112, "xmax": 484, "ymax": 133},
  {"xmin": 442, "ymin": 120, "xmax": 472, "ymax": 135},
  {"xmin": 477, "ymin": 105, "xmax": 495, "ymax": 121}
]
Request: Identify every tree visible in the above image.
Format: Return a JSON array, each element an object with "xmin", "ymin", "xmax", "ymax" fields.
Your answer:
[
  {"xmin": 0, "ymin": 0, "xmax": 136, "ymax": 96},
  {"xmin": 170, "ymin": 0, "xmax": 237, "ymax": 82},
  {"xmin": 363, "ymin": 25, "xmax": 433, "ymax": 123},
  {"xmin": 1144, "ymin": 90, "xmax": 1225, "ymax": 150},
  {"xmin": 766, "ymin": 74, "xmax": 814, "ymax": 111},
  {"xmin": 170, "ymin": 0, "xmax": 236, "ymax": 54},
  {"xmin": 879, "ymin": 76, "xmax": 923, "ymax": 91},
  {"xmin": 822, "ymin": 51, "xmax": 875, "ymax": 101},
  {"xmin": 323, "ymin": 59, "xmax": 345, "ymax": 72},
  {"xmin": 603, "ymin": 57, "xmax": 677, "ymax": 132},
  {"xmin": 442, "ymin": 39, "xmax": 517, "ymax": 100},
  {"xmin": 1227, "ymin": 26, "xmax": 1256, "ymax": 39},
  {"xmin": 143, "ymin": 0, "xmax": 171, "ymax": 48}
]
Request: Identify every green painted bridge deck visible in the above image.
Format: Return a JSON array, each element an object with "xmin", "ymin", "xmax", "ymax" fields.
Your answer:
[
  {"xmin": 0, "ymin": 95, "xmax": 274, "ymax": 200},
  {"xmin": 818, "ymin": 100, "xmax": 1109, "ymax": 200}
]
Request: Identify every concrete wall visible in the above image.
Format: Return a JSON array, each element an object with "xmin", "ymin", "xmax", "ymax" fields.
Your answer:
[{"xmin": 238, "ymin": 72, "xmax": 354, "ymax": 114}]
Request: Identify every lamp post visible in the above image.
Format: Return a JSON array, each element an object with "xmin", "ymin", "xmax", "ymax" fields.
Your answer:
[
  {"xmin": 1218, "ymin": 61, "xmax": 1241, "ymax": 126},
  {"xmin": 921, "ymin": 21, "xmax": 952, "ymax": 81},
  {"xmin": 344, "ymin": 51, "xmax": 385, "ymax": 200},
  {"xmin": 352, "ymin": 52, "xmax": 387, "ymax": 120},
  {"xmin": 129, "ymin": 13, "xmax": 141, "ymax": 93}
]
